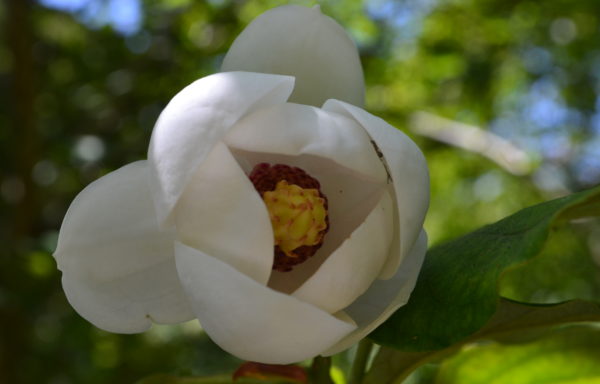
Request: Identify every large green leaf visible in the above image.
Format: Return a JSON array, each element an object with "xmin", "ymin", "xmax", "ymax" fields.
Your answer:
[
  {"xmin": 365, "ymin": 299, "xmax": 600, "ymax": 384},
  {"xmin": 371, "ymin": 185, "xmax": 600, "ymax": 351}
]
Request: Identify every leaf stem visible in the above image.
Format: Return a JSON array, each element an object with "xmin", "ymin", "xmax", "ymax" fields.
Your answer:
[
  {"xmin": 311, "ymin": 356, "xmax": 334, "ymax": 384},
  {"xmin": 349, "ymin": 339, "xmax": 373, "ymax": 384}
]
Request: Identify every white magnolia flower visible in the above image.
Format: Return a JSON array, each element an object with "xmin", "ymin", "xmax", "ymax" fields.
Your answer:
[{"xmin": 54, "ymin": 5, "xmax": 429, "ymax": 364}]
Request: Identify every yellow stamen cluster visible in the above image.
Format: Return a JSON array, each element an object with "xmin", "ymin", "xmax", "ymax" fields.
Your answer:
[{"xmin": 262, "ymin": 180, "xmax": 328, "ymax": 258}]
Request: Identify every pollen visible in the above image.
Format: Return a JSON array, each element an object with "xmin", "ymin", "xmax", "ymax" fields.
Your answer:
[
  {"xmin": 263, "ymin": 180, "xmax": 327, "ymax": 256},
  {"xmin": 249, "ymin": 163, "xmax": 329, "ymax": 272}
]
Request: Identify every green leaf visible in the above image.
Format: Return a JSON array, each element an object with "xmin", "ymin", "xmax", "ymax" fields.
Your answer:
[
  {"xmin": 435, "ymin": 325, "xmax": 600, "ymax": 384},
  {"xmin": 365, "ymin": 299, "xmax": 600, "ymax": 384},
  {"xmin": 371, "ymin": 185, "xmax": 600, "ymax": 351},
  {"xmin": 135, "ymin": 374, "xmax": 294, "ymax": 384}
]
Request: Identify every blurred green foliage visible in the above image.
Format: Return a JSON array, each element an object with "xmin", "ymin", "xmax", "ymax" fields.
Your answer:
[
  {"xmin": 434, "ymin": 325, "xmax": 600, "ymax": 384},
  {"xmin": 1, "ymin": 0, "xmax": 599, "ymax": 383}
]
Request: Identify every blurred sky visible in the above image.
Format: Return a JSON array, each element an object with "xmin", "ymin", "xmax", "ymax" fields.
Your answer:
[{"xmin": 39, "ymin": 0, "xmax": 143, "ymax": 35}]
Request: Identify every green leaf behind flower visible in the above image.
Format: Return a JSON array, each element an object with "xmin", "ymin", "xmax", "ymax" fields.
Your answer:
[{"xmin": 371, "ymin": 185, "xmax": 600, "ymax": 352}]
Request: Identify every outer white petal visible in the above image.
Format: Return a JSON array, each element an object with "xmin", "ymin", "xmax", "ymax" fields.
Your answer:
[
  {"xmin": 174, "ymin": 242, "xmax": 356, "ymax": 364},
  {"xmin": 221, "ymin": 5, "xmax": 364, "ymax": 107},
  {"xmin": 292, "ymin": 190, "xmax": 394, "ymax": 313},
  {"xmin": 148, "ymin": 71, "xmax": 294, "ymax": 225},
  {"xmin": 54, "ymin": 161, "xmax": 194, "ymax": 333},
  {"xmin": 323, "ymin": 100, "xmax": 430, "ymax": 279},
  {"xmin": 174, "ymin": 142, "xmax": 273, "ymax": 285},
  {"xmin": 323, "ymin": 230, "xmax": 427, "ymax": 355}
]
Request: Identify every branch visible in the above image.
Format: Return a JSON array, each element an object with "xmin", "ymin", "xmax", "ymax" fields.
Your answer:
[{"xmin": 410, "ymin": 112, "xmax": 534, "ymax": 176}]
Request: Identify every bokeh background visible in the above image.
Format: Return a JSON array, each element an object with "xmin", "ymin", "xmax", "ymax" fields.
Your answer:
[{"xmin": 2, "ymin": 0, "xmax": 600, "ymax": 383}]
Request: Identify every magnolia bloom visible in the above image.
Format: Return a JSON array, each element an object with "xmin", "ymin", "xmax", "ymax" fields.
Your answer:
[{"xmin": 54, "ymin": 6, "xmax": 429, "ymax": 364}]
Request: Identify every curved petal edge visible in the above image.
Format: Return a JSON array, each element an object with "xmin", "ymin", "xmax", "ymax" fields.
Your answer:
[
  {"xmin": 175, "ymin": 241, "xmax": 356, "ymax": 364},
  {"xmin": 174, "ymin": 142, "xmax": 274, "ymax": 285},
  {"xmin": 323, "ymin": 230, "xmax": 427, "ymax": 355},
  {"xmin": 323, "ymin": 99, "xmax": 430, "ymax": 279},
  {"xmin": 292, "ymin": 190, "xmax": 394, "ymax": 313},
  {"xmin": 54, "ymin": 161, "xmax": 194, "ymax": 333},
  {"xmin": 148, "ymin": 71, "xmax": 294, "ymax": 225},
  {"xmin": 221, "ymin": 5, "xmax": 364, "ymax": 108}
]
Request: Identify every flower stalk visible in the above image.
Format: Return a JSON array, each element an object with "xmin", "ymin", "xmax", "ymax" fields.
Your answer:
[
  {"xmin": 349, "ymin": 339, "xmax": 373, "ymax": 384},
  {"xmin": 311, "ymin": 356, "xmax": 334, "ymax": 384}
]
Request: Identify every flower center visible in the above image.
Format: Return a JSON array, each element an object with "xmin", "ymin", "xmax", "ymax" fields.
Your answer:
[
  {"xmin": 263, "ymin": 180, "xmax": 327, "ymax": 255},
  {"xmin": 249, "ymin": 163, "xmax": 329, "ymax": 272}
]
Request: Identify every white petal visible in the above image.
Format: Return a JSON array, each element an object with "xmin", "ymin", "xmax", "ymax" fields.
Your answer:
[
  {"xmin": 323, "ymin": 230, "xmax": 427, "ymax": 355},
  {"xmin": 54, "ymin": 161, "xmax": 193, "ymax": 333},
  {"xmin": 174, "ymin": 242, "xmax": 356, "ymax": 364},
  {"xmin": 148, "ymin": 72, "xmax": 294, "ymax": 225},
  {"xmin": 323, "ymin": 100, "xmax": 430, "ymax": 279},
  {"xmin": 221, "ymin": 5, "xmax": 364, "ymax": 107},
  {"xmin": 292, "ymin": 190, "xmax": 394, "ymax": 313},
  {"xmin": 174, "ymin": 142, "xmax": 273, "ymax": 285},
  {"xmin": 225, "ymin": 103, "xmax": 387, "ymax": 183}
]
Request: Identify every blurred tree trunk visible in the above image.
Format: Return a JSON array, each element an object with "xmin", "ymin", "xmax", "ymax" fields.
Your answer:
[
  {"xmin": 3, "ymin": 1, "xmax": 37, "ymax": 383},
  {"xmin": 6, "ymin": 0, "xmax": 38, "ymax": 239}
]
